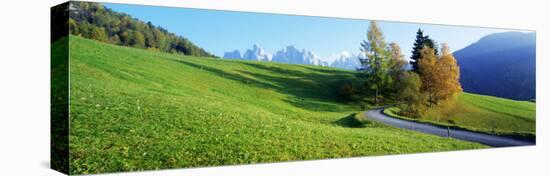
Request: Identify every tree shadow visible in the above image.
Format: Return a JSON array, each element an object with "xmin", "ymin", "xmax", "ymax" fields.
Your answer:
[
  {"xmin": 297, "ymin": 65, "xmax": 357, "ymax": 75},
  {"xmin": 171, "ymin": 59, "xmax": 277, "ymax": 90},
  {"xmin": 242, "ymin": 62, "xmax": 355, "ymax": 77},
  {"xmin": 332, "ymin": 113, "xmax": 365, "ymax": 128},
  {"xmin": 170, "ymin": 59, "xmax": 359, "ymax": 112},
  {"xmin": 282, "ymin": 99, "xmax": 349, "ymax": 113},
  {"xmin": 235, "ymin": 69, "xmax": 356, "ymax": 111}
]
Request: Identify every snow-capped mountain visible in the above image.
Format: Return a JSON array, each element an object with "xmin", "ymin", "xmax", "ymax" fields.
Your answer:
[
  {"xmin": 329, "ymin": 52, "xmax": 362, "ymax": 70},
  {"xmin": 223, "ymin": 50, "xmax": 242, "ymax": 59},
  {"xmin": 222, "ymin": 45, "xmax": 361, "ymax": 69},
  {"xmin": 272, "ymin": 45, "xmax": 326, "ymax": 66},
  {"xmin": 318, "ymin": 60, "xmax": 329, "ymax": 67},
  {"xmin": 242, "ymin": 44, "xmax": 271, "ymax": 62}
]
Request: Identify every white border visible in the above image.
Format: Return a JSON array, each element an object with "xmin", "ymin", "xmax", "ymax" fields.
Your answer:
[{"xmin": 0, "ymin": 0, "xmax": 547, "ymax": 175}]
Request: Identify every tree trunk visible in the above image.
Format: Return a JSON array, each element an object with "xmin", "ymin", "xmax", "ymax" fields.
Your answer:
[{"xmin": 375, "ymin": 88, "xmax": 379, "ymax": 105}]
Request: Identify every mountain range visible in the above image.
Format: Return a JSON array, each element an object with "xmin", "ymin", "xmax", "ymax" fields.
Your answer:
[
  {"xmin": 454, "ymin": 32, "xmax": 536, "ymax": 100},
  {"xmin": 329, "ymin": 52, "xmax": 363, "ymax": 70},
  {"xmin": 272, "ymin": 45, "xmax": 329, "ymax": 66},
  {"xmin": 223, "ymin": 45, "xmax": 360, "ymax": 68}
]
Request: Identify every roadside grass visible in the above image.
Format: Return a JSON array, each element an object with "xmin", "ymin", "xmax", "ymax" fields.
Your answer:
[
  {"xmin": 66, "ymin": 36, "xmax": 486, "ymax": 174},
  {"xmin": 384, "ymin": 93, "xmax": 536, "ymax": 139}
]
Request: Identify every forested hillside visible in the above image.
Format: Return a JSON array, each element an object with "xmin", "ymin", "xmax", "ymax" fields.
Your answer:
[{"xmin": 67, "ymin": 2, "xmax": 216, "ymax": 57}]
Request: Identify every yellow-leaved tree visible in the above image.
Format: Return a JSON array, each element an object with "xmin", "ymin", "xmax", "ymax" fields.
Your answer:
[
  {"xmin": 436, "ymin": 43, "xmax": 462, "ymax": 102},
  {"xmin": 419, "ymin": 43, "xmax": 462, "ymax": 107},
  {"xmin": 419, "ymin": 46, "xmax": 438, "ymax": 106}
]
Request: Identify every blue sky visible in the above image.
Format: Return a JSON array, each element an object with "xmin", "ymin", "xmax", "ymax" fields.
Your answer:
[{"xmin": 104, "ymin": 3, "xmax": 519, "ymax": 62}]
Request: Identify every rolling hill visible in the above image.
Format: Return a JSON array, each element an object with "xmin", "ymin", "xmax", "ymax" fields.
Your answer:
[
  {"xmin": 64, "ymin": 36, "xmax": 485, "ymax": 174},
  {"xmin": 454, "ymin": 32, "xmax": 536, "ymax": 100}
]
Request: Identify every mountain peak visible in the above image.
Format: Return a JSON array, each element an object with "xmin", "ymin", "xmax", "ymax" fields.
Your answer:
[
  {"xmin": 223, "ymin": 50, "xmax": 242, "ymax": 59},
  {"xmin": 272, "ymin": 46, "xmax": 324, "ymax": 66},
  {"xmin": 455, "ymin": 32, "xmax": 535, "ymax": 59},
  {"xmin": 223, "ymin": 46, "xmax": 362, "ymax": 69},
  {"xmin": 242, "ymin": 45, "xmax": 270, "ymax": 62},
  {"xmin": 252, "ymin": 44, "xmax": 260, "ymax": 50},
  {"xmin": 330, "ymin": 51, "xmax": 361, "ymax": 70}
]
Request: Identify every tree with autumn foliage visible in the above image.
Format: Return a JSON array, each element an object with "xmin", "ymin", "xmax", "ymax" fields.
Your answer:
[
  {"xmin": 418, "ymin": 43, "xmax": 462, "ymax": 107},
  {"xmin": 388, "ymin": 42, "xmax": 407, "ymax": 85},
  {"xmin": 91, "ymin": 26, "xmax": 108, "ymax": 42},
  {"xmin": 436, "ymin": 43, "xmax": 462, "ymax": 100}
]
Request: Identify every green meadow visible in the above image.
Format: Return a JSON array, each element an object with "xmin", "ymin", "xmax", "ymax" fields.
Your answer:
[{"xmin": 64, "ymin": 36, "xmax": 486, "ymax": 174}]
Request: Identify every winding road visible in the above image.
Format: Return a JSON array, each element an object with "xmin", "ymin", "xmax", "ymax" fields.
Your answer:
[{"xmin": 365, "ymin": 108, "xmax": 535, "ymax": 147}]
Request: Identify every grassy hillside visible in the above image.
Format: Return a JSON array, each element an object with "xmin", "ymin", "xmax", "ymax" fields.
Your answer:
[
  {"xmin": 51, "ymin": 37, "xmax": 69, "ymax": 174},
  {"xmin": 66, "ymin": 36, "xmax": 484, "ymax": 174},
  {"xmin": 385, "ymin": 93, "xmax": 536, "ymax": 137}
]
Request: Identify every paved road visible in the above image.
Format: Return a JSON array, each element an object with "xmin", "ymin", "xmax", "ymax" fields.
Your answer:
[{"xmin": 365, "ymin": 108, "xmax": 535, "ymax": 147}]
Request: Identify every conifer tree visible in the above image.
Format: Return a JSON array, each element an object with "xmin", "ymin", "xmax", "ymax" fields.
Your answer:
[
  {"xmin": 410, "ymin": 29, "xmax": 437, "ymax": 73},
  {"xmin": 358, "ymin": 21, "xmax": 392, "ymax": 105}
]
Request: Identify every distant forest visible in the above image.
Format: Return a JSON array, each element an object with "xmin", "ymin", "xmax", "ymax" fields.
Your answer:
[{"xmin": 67, "ymin": 2, "xmax": 216, "ymax": 58}]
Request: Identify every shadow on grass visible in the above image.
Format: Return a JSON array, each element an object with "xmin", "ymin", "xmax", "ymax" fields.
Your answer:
[
  {"xmin": 333, "ymin": 113, "xmax": 364, "ymax": 128},
  {"xmin": 297, "ymin": 65, "xmax": 357, "ymax": 75},
  {"xmin": 171, "ymin": 59, "xmax": 359, "ymax": 112},
  {"xmin": 171, "ymin": 59, "xmax": 276, "ymax": 89},
  {"xmin": 333, "ymin": 112, "xmax": 388, "ymax": 128}
]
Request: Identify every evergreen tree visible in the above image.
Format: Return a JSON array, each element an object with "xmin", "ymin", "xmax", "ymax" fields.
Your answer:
[{"xmin": 410, "ymin": 29, "xmax": 438, "ymax": 73}]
